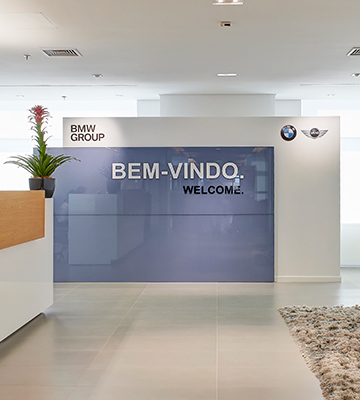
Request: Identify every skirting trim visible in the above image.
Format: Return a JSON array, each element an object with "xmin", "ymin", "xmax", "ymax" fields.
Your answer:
[{"xmin": 276, "ymin": 276, "xmax": 342, "ymax": 283}]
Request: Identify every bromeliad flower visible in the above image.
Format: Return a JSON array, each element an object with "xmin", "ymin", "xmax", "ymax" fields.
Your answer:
[
  {"xmin": 4, "ymin": 105, "xmax": 79, "ymax": 178},
  {"xmin": 30, "ymin": 105, "xmax": 50, "ymax": 124}
]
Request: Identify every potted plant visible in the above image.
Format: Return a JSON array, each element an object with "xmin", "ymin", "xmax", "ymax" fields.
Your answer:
[{"xmin": 5, "ymin": 105, "xmax": 79, "ymax": 198}]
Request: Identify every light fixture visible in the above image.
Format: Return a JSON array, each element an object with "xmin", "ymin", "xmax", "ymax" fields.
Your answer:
[
  {"xmin": 92, "ymin": 74, "xmax": 103, "ymax": 78},
  {"xmin": 217, "ymin": 73, "xmax": 237, "ymax": 77},
  {"xmin": 352, "ymin": 73, "xmax": 360, "ymax": 77},
  {"xmin": 220, "ymin": 21, "xmax": 232, "ymax": 27},
  {"xmin": 0, "ymin": 84, "xmax": 138, "ymax": 88},
  {"xmin": 213, "ymin": 0, "xmax": 244, "ymax": 5},
  {"xmin": 301, "ymin": 83, "xmax": 360, "ymax": 87}
]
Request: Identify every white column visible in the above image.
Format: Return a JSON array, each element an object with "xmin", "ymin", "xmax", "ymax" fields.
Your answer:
[
  {"xmin": 275, "ymin": 100, "xmax": 301, "ymax": 116},
  {"xmin": 160, "ymin": 94, "xmax": 276, "ymax": 117},
  {"xmin": 137, "ymin": 100, "xmax": 160, "ymax": 117}
]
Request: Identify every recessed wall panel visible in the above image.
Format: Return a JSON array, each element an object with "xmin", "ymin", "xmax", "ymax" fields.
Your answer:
[{"xmin": 51, "ymin": 147, "xmax": 274, "ymax": 282}]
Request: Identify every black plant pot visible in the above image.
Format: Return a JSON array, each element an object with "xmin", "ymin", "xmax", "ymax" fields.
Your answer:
[{"xmin": 29, "ymin": 177, "xmax": 56, "ymax": 198}]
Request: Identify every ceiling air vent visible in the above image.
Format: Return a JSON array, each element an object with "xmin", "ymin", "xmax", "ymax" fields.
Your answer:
[
  {"xmin": 41, "ymin": 48, "xmax": 82, "ymax": 57},
  {"xmin": 347, "ymin": 48, "xmax": 360, "ymax": 56}
]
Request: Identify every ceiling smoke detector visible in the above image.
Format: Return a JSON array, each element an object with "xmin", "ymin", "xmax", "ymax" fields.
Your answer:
[
  {"xmin": 347, "ymin": 48, "xmax": 360, "ymax": 56},
  {"xmin": 41, "ymin": 48, "xmax": 82, "ymax": 57}
]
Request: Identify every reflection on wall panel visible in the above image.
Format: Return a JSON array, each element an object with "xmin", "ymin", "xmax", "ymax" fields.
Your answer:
[
  {"xmin": 51, "ymin": 146, "xmax": 274, "ymax": 282},
  {"xmin": 68, "ymin": 194, "xmax": 117, "ymax": 264}
]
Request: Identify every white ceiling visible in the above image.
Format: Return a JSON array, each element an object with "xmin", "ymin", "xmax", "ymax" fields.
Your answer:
[{"xmin": 1, "ymin": 0, "xmax": 360, "ymax": 102}]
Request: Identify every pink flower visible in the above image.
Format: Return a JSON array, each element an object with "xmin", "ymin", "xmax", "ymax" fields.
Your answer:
[{"xmin": 29, "ymin": 105, "xmax": 50, "ymax": 124}]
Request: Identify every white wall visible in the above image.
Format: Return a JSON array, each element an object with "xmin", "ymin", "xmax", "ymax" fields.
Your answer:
[
  {"xmin": 137, "ymin": 100, "xmax": 160, "ymax": 117},
  {"xmin": 275, "ymin": 100, "xmax": 301, "ymax": 117},
  {"xmin": 303, "ymin": 100, "xmax": 360, "ymax": 267},
  {"xmin": 64, "ymin": 116, "xmax": 341, "ymax": 282},
  {"xmin": 0, "ymin": 99, "xmax": 340, "ymax": 282}
]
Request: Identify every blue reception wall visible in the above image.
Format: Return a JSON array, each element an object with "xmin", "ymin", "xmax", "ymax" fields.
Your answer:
[{"xmin": 50, "ymin": 146, "xmax": 274, "ymax": 282}]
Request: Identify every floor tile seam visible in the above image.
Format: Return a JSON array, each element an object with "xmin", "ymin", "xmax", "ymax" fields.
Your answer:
[
  {"xmin": 55, "ymin": 283, "xmax": 81, "ymax": 291},
  {"xmin": 0, "ymin": 383, "xmax": 79, "ymax": 388},
  {"xmin": 78, "ymin": 283, "xmax": 150, "ymax": 375},
  {"xmin": 0, "ymin": 384, "xmax": 76, "ymax": 388},
  {"xmin": 216, "ymin": 307, "xmax": 279, "ymax": 311},
  {"xmin": 131, "ymin": 305, "xmax": 218, "ymax": 309},
  {"xmin": 0, "ymin": 384, "xmax": 73, "ymax": 388},
  {"xmin": 53, "ymin": 283, "xmax": 81, "ymax": 303}
]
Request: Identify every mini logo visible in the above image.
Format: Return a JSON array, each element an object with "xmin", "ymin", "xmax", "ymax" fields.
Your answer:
[
  {"xmin": 301, "ymin": 128, "xmax": 328, "ymax": 140},
  {"xmin": 281, "ymin": 125, "xmax": 297, "ymax": 141}
]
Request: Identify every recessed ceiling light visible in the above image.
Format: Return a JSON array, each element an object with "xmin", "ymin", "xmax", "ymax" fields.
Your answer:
[
  {"xmin": 217, "ymin": 73, "xmax": 237, "ymax": 77},
  {"xmin": 352, "ymin": 73, "xmax": 360, "ymax": 77},
  {"xmin": 92, "ymin": 74, "xmax": 103, "ymax": 78},
  {"xmin": 16, "ymin": 94, "xmax": 24, "ymax": 98},
  {"xmin": 213, "ymin": 0, "xmax": 244, "ymax": 5},
  {"xmin": 0, "ymin": 84, "xmax": 138, "ymax": 88},
  {"xmin": 327, "ymin": 94, "xmax": 335, "ymax": 97},
  {"xmin": 301, "ymin": 83, "xmax": 360, "ymax": 87}
]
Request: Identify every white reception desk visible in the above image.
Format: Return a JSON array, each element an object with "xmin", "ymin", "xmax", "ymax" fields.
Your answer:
[{"xmin": 0, "ymin": 192, "xmax": 53, "ymax": 341}]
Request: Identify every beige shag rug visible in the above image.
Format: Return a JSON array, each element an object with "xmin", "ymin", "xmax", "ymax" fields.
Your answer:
[{"xmin": 278, "ymin": 305, "xmax": 360, "ymax": 400}]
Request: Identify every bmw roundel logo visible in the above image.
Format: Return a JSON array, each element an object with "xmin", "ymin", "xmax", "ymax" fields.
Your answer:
[{"xmin": 280, "ymin": 125, "xmax": 297, "ymax": 141}]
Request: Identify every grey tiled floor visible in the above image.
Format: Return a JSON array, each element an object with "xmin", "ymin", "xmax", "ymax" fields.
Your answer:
[{"xmin": 1, "ymin": 269, "xmax": 359, "ymax": 400}]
